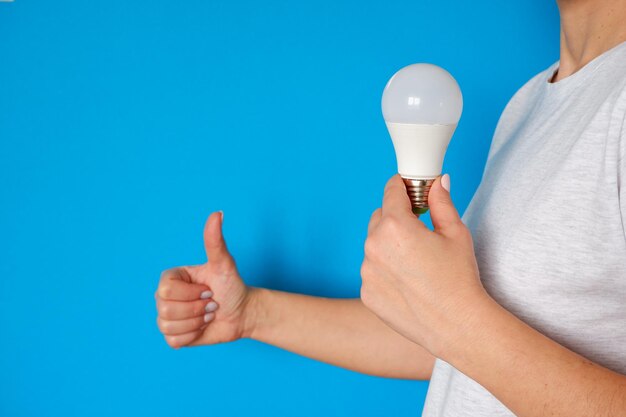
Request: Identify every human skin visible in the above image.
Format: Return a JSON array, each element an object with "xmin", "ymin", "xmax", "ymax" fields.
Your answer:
[
  {"xmin": 156, "ymin": 0, "xmax": 626, "ymax": 412},
  {"xmin": 155, "ymin": 212, "xmax": 434, "ymax": 379},
  {"xmin": 553, "ymin": 0, "xmax": 626, "ymax": 82},
  {"xmin": 155, "ymin": 211, "xmax": 435, "ymax": 380},
  {"xmin": 356, "ymin": 1, "xmax": 626, "ymax": 415},
  {"xmin": 361, "ymin": 175, "xmax": 626, "ymax": 417}
]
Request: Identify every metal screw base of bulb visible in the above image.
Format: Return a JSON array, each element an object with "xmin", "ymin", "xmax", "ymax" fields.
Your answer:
[{"xmin": 402, "ymin": 177, "xmax": 435, "ymax": 215}]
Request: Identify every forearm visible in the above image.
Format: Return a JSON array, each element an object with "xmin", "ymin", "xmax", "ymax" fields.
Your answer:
[
  {"xmin": 244, "ymin": 287, "xmax": 435, "ymax": 380},
  {"xmin": 441, "ymin": 296, "xmax": 626, "ymax": 417}
]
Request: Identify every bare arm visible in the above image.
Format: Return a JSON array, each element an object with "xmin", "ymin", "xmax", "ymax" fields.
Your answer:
[
  {"xmin": 360, "ymin": 175, "xmax": 626, "ymax": 417},
  {"xmin": 244, "ymin": 288, "xmax": 435, "ymax": 380},
  {"xmin": 155, "ymin": 212, "xmax": 435, "ymax": 381},
  {"xmin": 440, "ymin": 298, "xmax": 626, "ymax": 417}
]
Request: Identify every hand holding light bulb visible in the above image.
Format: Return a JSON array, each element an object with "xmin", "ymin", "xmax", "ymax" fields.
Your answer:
[
  {"xmin": 382, "ymin": 63, "xmax": 463, "ymax": 214},
  {"xmin": 360, "ymin": 64, "xmax": 490, "ymax": 357}
]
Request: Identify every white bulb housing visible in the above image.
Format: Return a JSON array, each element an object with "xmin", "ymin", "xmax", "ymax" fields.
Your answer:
[{"xmin": 382, "ymin": 63, "xmax": 463, "ymax": 180}]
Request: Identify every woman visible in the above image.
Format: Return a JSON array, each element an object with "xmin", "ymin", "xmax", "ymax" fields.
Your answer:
[{"xmin": 155, "ymin": 0, "xmax": 626, "ymax": 415}]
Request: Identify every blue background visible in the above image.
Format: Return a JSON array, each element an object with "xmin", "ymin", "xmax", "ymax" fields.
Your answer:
[{"xmin": 0, "ymin": 1, "xmax": 560, "ymax": 416}]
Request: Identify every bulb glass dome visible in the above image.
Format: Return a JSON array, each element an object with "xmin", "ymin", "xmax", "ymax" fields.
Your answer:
[{"xmin": 382, "ymin": 63, "xmax": 463, "ymax": 125}]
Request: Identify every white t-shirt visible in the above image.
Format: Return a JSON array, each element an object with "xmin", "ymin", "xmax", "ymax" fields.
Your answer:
[{"xmin": 422, "ymin": 41, "xmax": 626, "ymax": 416}]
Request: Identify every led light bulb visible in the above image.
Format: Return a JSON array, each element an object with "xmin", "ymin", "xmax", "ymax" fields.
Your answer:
[{"xmin": 382, "ymin": 63, "xmax": 463, "ymax": 215}]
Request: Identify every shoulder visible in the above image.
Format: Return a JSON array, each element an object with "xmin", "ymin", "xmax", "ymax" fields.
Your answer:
[
  {"xmin": 487, "ymin": 63, "xmax": 557, "ymax": 158},
  {"xmin": 616, "ymin": 83, "xmax": 626, "ymax": 168},
  {"xmin": 604, "ymin": 52, "xmax": 626, "ymax": 141},
  {"xmin": 501, "ymin": 63, "xmax": 556, "ymax": 117},
  {"xmin": 599, "ymin": 43, "xmax": 626, "ymax": 102},
  {"xmin": 498, "ymin": 62, "xmax": 558, "ymax": 124},
  {"xmin": 594, "ymin": 41, "xmax": 626, "ymax": 112}
]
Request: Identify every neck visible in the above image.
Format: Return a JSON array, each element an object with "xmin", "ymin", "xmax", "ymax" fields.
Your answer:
[{"xmin": 553, "ymin": 0, "xmax": 626, "ymax": 82}]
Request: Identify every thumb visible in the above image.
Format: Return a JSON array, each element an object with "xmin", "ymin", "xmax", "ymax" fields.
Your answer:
[
  {"xmin": 203, "ymin": 211, "xmax": 231, "ymax": 264},
  {"xmin": 428, "ymin": 174, "xmax": 463, "ymax": 235}
]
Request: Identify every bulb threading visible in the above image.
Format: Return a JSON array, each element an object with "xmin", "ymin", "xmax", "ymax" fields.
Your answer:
[{"xmin": 402, "ymin": 177, "xmax": 435, "ymax": 215}]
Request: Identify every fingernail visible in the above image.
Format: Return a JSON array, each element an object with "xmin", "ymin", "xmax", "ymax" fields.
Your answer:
[
  {"xmin": 219, "ymin": 210, "xmax": 224, "ymax": 223},
  {"xmin": 441, "ymin": 174, "xmax": 450, "ymax": 192},
  {"xmin": 204, "ymin": 312, "xmax": 215, "ymax": 323},
  {"xmin": 200, "ymin": 290, "xmax": 213, "ymax": 300},
  {"xmin": 205, "ymin": 301, "xmax": 218, "ymax": 312}
]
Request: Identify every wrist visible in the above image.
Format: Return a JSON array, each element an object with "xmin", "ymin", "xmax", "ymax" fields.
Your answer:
[
  {"xmin": 240, "ymin": 286, "xmax": 268, "ymax": 340},
  {"xmin": 432, "ymin": 289, "xmax": 500, "ymax": 362}
]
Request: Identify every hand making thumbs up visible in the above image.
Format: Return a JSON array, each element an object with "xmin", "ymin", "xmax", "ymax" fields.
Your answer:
[{"xmin": 155, "ymin": 212, "xmax": 254, "ymax": 348}]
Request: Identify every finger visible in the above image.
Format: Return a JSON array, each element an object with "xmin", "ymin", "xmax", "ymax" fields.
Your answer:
[
  {"xmin": 157, "ymin": 275, "xmax": 212, "ymax": 301},
  {"xmin": 381, "ymin": 174, "xmax": 413, "ymax": 217},
  {"xmin": 367, "ymin": 208, "xmax": 382, "ymax": 235},
  {"xmin": 157, "ymin": 313, "xmax": 215, "ymax": 336},
  {"xmin": 203, "ymin": 211, "xmax": 232, "ymax": 264},
  {"xmin": 164, "ymin": 330, "xmax": 203, "ymax": 349},
  {"xmin": 428, "ymin": 174, "xmax": 463, "ymax": 235},
  {"xmin": 157, "ymin": 297, "xmax": 218, "ymax": 320}
]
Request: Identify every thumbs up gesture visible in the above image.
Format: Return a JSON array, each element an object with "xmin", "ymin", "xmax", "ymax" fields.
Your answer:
[{"xmin": 155, "ymin": 212, "xmax": 253, "ymax": 348}]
